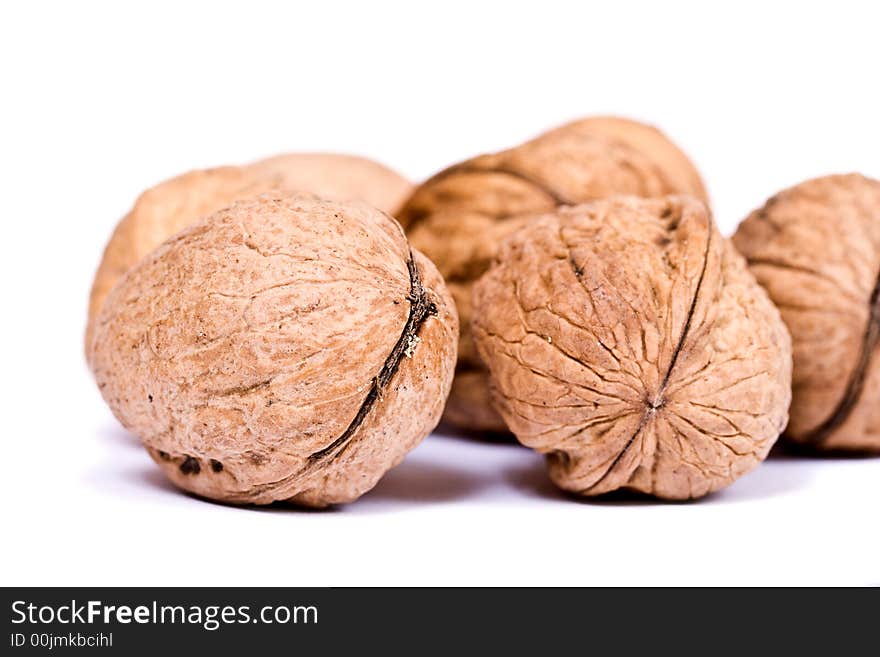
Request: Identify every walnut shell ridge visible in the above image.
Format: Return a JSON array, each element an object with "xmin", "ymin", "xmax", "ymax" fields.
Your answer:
[
  {"xmin": 397, "ymin": 116, "xmax": 707, "ymax": 432},
  {"xmin": 90, "ymin": 194, "xmax": 458, "ymax": 507},
  {"xmin": 473, "ymin": 196, "xmax": 792, "ymax": 499},
  {"xmin": 86, "ymin": 154, "xmax": 411, "ymax": 356},
  {"xmin": 733, "ymin": 174, "xmax": 880, "ymax": 452}
]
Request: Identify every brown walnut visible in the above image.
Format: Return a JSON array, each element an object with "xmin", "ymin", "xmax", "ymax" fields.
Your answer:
[
  {"xmin": 249, "ymin": 152, "xmax": 412, "ymax": 213},
  {"xmin": 472, "ymin": 196, "xmax": 792, "ymax": 499},
  {"xmin": 733, "ymin": 174, "xmax": 880, "ymax": 452},
  {"xmin": 90, "ymin": 194, "xmax": 457, "ymax": 506},
  {"xmin": 397, "ymin": 116, "xmax": 708, "ymax": 432},
  {"xmin": 86, "ymin": 154, "xmax": 410, "ymax": 356}
]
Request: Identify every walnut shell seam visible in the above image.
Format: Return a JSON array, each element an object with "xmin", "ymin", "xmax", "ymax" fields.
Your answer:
[
  {"xmin": 472, "ymin": 196, "xmax": 792, "ymax": 499},
  {"xmin": 305, "ymin": 251, "xmax": 438, "ymax": 464},
  {"xmin": 789, "ymin": 265, "xmax": 880, "ymax": 446},
  {"xmin": 399, "ymin": 116, "xmax": 710, "ymax": 432},
  {"xmin": 571, "ymin": 211, "xmax": 713, "ymax": 490},
  {"xmin": 214, "ymin": 249, "xmax": 439, "ymax": 501}
]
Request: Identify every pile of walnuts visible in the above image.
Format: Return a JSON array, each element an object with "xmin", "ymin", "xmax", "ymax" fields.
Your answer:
[{"xmin": 88, "ymin": 121, "xmax": 880, "ymax": 507}]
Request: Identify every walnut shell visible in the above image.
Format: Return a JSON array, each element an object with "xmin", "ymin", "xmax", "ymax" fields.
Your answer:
[
  {"xmin": 249, "ymin": 152, "xmax": 412, "ymax": 214},
  {"xmin": 397, "ymin": 116, "xmax": 708, "ymax": 431},
  {"xmin": 90, "ymin": 194, "xmax": 457, "ymax": 507},
  {"xmin": 86, "ymin": 155, "xmax": 411, "ymax": 355},
  {"xmin": 472, "ymin": 196, "xmax": 792, "ymax": 499},
  {"xmin": 733, "ymin": 174, "xmax": 880, "ymax": 452}
]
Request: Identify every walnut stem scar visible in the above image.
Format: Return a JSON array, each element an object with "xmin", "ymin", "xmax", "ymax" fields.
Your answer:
[{"xmin": 803, "ymin": 265, "xmax": 880, "ymax": 445}]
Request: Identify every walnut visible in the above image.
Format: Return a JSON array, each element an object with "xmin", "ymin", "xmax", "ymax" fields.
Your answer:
[
  {"xmin": 472, "ymin": 196, "xmax": 792, "ymax": 499},
  {"xmin": 249, "ymin": 152, "xmax": 412, "ymax": 213},
  {"xmin": 86, "ymin": 154, "xmax": 410, "ymax": 356},
  {"xmin": 89, "ymin": 194, "xmax": 457, "ymax": 507},
  {"xmin": 397, "ymin": 116, "xmax": 708, "ymax": 431},
  {"xmin": 733, "ymin": 174, "xmax": 880, "ymax": 452}
]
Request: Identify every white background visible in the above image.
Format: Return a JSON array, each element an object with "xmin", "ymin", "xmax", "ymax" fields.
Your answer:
[{"xmin": 1, "ymin": 1, "xmax": 878, "ymax": 586}]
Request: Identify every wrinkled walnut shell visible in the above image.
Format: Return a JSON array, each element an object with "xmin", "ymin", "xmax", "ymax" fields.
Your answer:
[
  {"xmin": 86, "ymin": 154, "xmax": 411, "ymax": 355},
  {"xmin": 473, "ymin": 196, "xmax": 792, "ymax": 499},
  {"xmin": 733, "ymin": 174, "xmax": 880, "ymax": 452},
  {"xmin": 90, "ymin": 194, "xmax": 457, "ymax": 507},
  {"xmin": 397, "ymin": 116, "xmax": 708, "ymax": 432}
]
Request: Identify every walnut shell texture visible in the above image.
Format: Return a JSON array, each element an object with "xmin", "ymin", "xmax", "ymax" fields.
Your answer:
[
  {"xmin": 90, "ymin": 194, "xmax": 457, "ymax": 506},
  {"xmin": 86, "ymin": 154, "xmax": 411, "ymax": 355},
  {"xmin": 397, "ymin": 116, "xmax": 708, "ymax": 431},
  {"xmin": 249, "ymin": 152, "xmax": 412, "ymax": 214},
  {"xmin": 733, "ymin": 174, "xmax": 880, "ymax": 452},
  {"xmin": 473, "ymin": 196, "xmax": 792, "ymax": 499}
]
